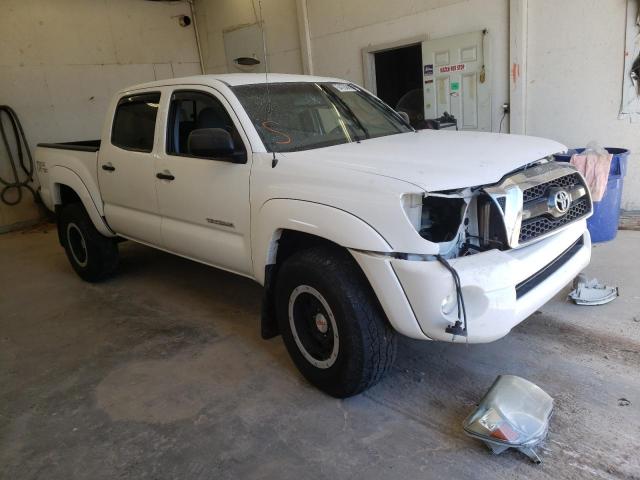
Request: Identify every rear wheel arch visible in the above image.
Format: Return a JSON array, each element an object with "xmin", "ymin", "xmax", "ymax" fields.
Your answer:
[
  {"xmin": 49, "ymin": 172, "xmax": 114, "ymax": 238},
  {"xmin": 58, "ymin": 203, "xmax": 119, "ymax": 282},
  {"xmin": 57, "ymin": 183, "xmax": 82, "ymax": 205}
]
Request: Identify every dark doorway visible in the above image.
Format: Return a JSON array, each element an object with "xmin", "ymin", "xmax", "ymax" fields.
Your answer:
[{"xmin": 374, "ymin": 44, "xmax": 424, "ymax": 128}]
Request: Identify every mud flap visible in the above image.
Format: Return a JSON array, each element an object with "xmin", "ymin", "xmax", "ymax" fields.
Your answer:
[{"xmin": 261, "ymin": 264, "xmax": 280, "ymax": 339}]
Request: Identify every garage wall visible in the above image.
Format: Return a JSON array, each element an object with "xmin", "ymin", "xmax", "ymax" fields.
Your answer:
[
  {"xmin": 525, "ymin": 0, "xmax": 639, "ymax": 211},
  {"xmin": 306, "ymin": 0, "xmax": 510, "ymax": 134},
  {"xmin": 196, "ymin": 0, "xmax": 509, "ymax": 132},
  {"xmin": 194, "ymin": 0, "xmax": 303, "ymax": 74},
  {"xmin": 0, "ymin": 0, "xmax": 200, "ymax": 230}
]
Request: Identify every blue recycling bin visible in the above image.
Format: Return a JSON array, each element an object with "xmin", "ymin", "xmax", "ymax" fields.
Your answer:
[{"xmin": 554, "ymin": 148, "xmax": 630, "ymax": 243}]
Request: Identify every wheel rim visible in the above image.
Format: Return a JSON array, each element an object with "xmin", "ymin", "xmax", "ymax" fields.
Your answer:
[
  {"xmin": 66, "ymin": 223, "xmax": 88, "ymax": 267},
  {"xmin": 288, "ymin": 285, "xmax": 339, "ymax": 369}
]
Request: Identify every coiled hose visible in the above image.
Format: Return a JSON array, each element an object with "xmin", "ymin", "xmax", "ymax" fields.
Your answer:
[{"xmin": 0, "ymin": 105, "xmax": 40, "ymax": 206}]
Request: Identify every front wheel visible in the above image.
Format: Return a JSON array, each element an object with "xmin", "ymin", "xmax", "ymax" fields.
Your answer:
[
  {"xmin": 276, "ymin": 246, "xmax": 397, "ymax": 398},
  {"xmin": 58, "ymin": 203, "xmax": 119, "ymax": 282}
]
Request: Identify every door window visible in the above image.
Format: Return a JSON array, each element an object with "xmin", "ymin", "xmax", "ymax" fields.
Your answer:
[
  {"xmin": 166, "ymin": 90, "xmax": 245, "ymax": 159},
  {"xmin": 111, "ymin": 93, "xmax": 160, "ymax": 152}
]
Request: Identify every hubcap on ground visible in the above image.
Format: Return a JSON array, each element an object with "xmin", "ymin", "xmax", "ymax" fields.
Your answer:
[
  {"xmin": 66, "ymin": 223, "xmax": 88, "ymax": 267},
  {"xmin": 288, "ymin": 285, "xmax": 339, "ymax": 369}
]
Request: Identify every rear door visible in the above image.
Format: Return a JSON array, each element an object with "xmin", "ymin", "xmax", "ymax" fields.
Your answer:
[
  {"xmin": 98, "ymin": 91, "xmax": 162, "ymax": 244},
  {"xmin": 155, "ymin": 87, "xmax": 253, "ymax": 275},
  {"xmin": 422, "ymin": 31, "xmax": 491, "ymax": 131}
]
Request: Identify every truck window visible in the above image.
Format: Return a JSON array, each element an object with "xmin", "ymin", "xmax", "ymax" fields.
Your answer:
[
  {"xmin": 166, "ymin": 90, "xmax": 244, "ymax": 158},
  {"xmin": 232, "ymin": 82, "xmax": 411, "ymax": 153},
  {"xmin": 111, "ymin": 92, "xmax": 160, "ymax": 152}
]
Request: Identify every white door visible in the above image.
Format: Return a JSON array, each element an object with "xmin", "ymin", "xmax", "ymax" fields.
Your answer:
[
  {"xmin": 422, "ymin": 31, "xmax": 491, "ymax": 131},
  {"xmin": 155, "ymin": 87, "xmax": 253, "ymax": 276},
  {"xmin": 98, "ymin": 91, "xmax": 162, "ymax": 245}
]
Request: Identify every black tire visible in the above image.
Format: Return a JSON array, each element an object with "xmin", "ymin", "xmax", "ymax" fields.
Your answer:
[
  {"xmin": 58, "ymin": 203, "xmax": 119, "ymax": 282},
  {"xmin": 275, "ymin": 246, "xmax": 397, "ymax": 398}
]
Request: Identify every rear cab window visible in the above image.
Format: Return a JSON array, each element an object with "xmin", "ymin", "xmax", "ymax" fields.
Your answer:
[{"xmin": 111, "ymin": 92, "xmax": 161, "ymax": 152}]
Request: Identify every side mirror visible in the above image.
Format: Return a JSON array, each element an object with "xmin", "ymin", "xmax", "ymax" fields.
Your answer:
[{"xmin": 188, "ymin": 128, "xmax": 238, "ymax": 161}]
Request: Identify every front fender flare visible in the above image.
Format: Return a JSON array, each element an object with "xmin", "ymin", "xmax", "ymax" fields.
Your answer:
[{"xmin": 252, "ymin": 198, "xmax": 392, "ymax": 285}]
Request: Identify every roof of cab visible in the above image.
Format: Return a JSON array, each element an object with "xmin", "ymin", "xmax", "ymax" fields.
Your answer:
[{"xmin": 122, "ymin": 73, "xmax": 349, "ymax": 93}]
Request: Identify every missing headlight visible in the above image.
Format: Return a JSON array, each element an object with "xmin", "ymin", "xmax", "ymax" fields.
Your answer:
[
  {"xmin": 408, "ymin": 189, "xmax": 506, "ymax": 258},
  {"xmin": 419, "ymin": 195, "xmax": 467, "ymax": 243}
]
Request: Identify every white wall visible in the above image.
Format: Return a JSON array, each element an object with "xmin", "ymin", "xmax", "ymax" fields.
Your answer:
[
  {"xmin": 194, "ymin": 0, "xmax": 303, "ymax": 74},
  {"xmin": 196, "ymin": 0, "xmax": 510, "ymax": 132},
  {"xmin": 306, "ymin": 0, "xmax": 510, "ymax": 134},
  {"xmin": 526, "ymin": 0, "xmax": 638, "ymax": 210},
  {"xmin": 0, "ymin": 0, "xmax": 200, "ymax": 229}
]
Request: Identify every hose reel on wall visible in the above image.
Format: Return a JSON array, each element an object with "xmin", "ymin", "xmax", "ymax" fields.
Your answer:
[{"xmin": 0, "ymin": 105, "xmax": 40, "ymax": 207}]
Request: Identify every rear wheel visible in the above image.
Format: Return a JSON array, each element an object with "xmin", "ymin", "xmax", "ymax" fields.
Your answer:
[
  {"xmin": 276, "ymin": 246, "xmax": 397, "ymax": 398},
  {"xmin": 58, "ymin": 203, "xmax": 118, "ymax": 282}
]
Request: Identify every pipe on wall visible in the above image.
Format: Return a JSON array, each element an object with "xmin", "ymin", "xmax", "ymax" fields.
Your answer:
[
  {"xmin": 296, "ymin": 0, "xmax": 314, "ymax": 75},
  {"xmin": 187, "ymin": 0, "xmax": 206, "ymax": 74}
]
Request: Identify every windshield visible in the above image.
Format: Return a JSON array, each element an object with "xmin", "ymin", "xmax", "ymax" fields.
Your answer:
[{"xmin": 231, "ymin": 82, "xmax": 412, "ymax": 153}]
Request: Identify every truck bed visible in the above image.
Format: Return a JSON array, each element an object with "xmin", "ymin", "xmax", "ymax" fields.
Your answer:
[
  {"xmin": 35, "ymin": 140, "xmax": 102, "ymax": 215},
  {"xmin": 37, "ymin": 140, "xmax": 101, "ymax": 152}
]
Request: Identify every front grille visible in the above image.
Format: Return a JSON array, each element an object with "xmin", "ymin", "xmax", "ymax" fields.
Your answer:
[
  {"xmin": 516, "ymin": 237, "xmax": 584, "ymax": 298},
  {"xmin": 522, "ymin": 173, "xmax": 582, "ymax": 203},
  {"xmin": 519, "ymin": 197, "xmax": 590, "ymax": 243},
  {"xmin": 483, "ymin": 164, "xmax": 592, "ymax": 248}
]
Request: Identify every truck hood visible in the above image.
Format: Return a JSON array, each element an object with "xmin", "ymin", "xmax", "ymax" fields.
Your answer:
[{"xmin": 284, "ymin": 130, "xmax": 566, "ymax": 192}]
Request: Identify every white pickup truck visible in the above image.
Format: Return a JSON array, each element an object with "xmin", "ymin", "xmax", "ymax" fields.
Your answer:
[{"xmin": 36, "ymin": 74, "xmax": 592, "ymax": 397}]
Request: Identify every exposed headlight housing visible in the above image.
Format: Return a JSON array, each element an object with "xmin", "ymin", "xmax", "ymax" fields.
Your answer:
[
  {"xmin": 402, "ymin": 192, "xmax": 467, "ymax": 242},
  {"xmin": 401, "ymin": 193, "xmax": 424, "ymax": 230}
]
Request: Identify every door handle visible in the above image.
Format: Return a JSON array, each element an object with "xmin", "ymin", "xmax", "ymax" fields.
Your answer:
[
  {"xmin": 101, "ymin": 164, "xmax": 115, "ymax": 172},
  {"xmin": 156, "ymin": 172, "xmax": 175, "ymax": 181}
]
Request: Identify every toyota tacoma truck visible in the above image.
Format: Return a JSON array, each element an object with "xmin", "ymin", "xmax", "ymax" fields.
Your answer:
[{"xmin": 35, "ymin": 74, "xmax": 592, "ymax": 397}]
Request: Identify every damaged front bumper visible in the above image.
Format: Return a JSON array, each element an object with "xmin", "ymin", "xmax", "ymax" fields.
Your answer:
[{"xmin": 352, "ymin": 220, "xmax": 591, "ymax": 343}]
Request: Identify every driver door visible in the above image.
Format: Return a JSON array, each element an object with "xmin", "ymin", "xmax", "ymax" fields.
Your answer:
[{"xmin": 155, "ymin": 87, "xmax": 253, "ymax": 275}]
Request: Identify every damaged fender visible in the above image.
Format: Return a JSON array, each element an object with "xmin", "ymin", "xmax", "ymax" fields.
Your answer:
[{"xmin": 252, "ymin": 198, "xmax": 393, "ymax": 285}]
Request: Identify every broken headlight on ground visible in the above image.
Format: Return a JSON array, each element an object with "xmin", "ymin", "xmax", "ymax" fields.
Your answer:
[{"xmin": 463, "ymin": 375, "xmax": 553, "ymax": 463}]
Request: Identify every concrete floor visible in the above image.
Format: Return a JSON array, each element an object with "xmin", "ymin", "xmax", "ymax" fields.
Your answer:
[{"xmin": 1, "ymin": 224, "xmax": 639, "ymax": 480}]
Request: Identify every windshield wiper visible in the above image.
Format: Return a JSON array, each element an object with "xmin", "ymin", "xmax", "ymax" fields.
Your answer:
[{"xmin": 319, "ymin": 85, "xmax": 370, "ymax": 141}]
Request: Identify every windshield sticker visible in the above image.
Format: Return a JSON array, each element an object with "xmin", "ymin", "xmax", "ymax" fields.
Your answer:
[{"xmin": 333, "ymin": 83, "xmax": 357, "ymax": 92}]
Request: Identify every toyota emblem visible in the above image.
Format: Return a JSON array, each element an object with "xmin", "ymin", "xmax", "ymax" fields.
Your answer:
[{"xmin": 553, "ymin": 190, "xmax": 571, "ymax": 214}]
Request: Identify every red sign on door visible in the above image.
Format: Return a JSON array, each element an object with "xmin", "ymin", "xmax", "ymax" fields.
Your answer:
[{"xmin": 439, "ymin": 63, "xmax": 466, "ymax": 73}]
